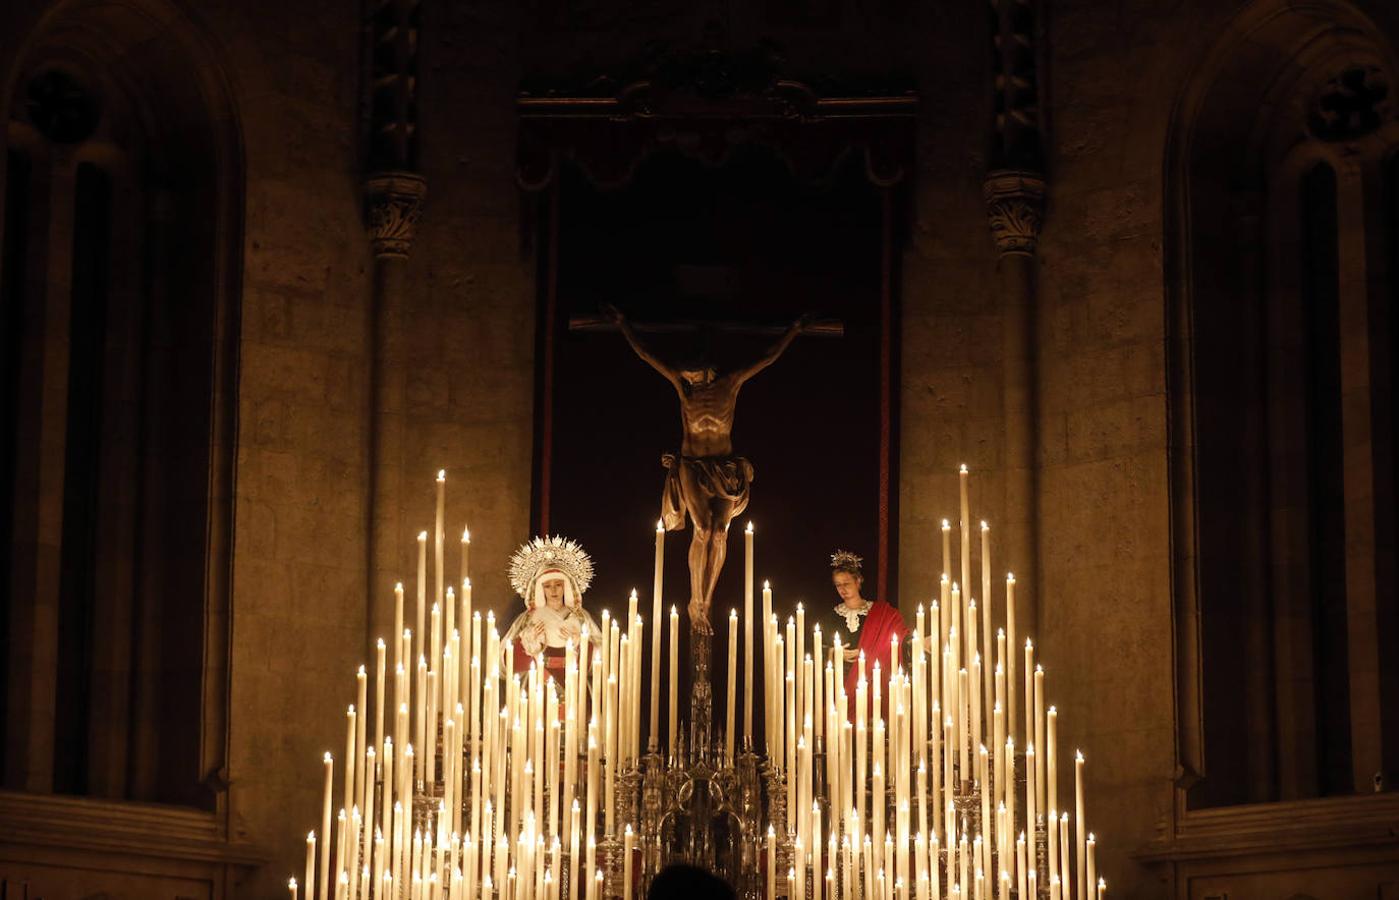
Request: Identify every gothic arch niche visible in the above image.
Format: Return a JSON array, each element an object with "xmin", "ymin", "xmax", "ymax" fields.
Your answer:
[
  {"xmin": 1165, "ymin": 0, "xmax": 1399, "ymax": 812},
  {"xmin": 0, "ymin": 0, "xmax": 241, "ymax": 813}
]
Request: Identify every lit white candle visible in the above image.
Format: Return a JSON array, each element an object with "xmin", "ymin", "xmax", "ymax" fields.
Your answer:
[
  {"xmin": 796, "ymin": 603, "xmax": 806, "ymax": 719},
  {"xmin": 727, "ymin": 609, "xmax": 738, "ymax": 763},
  {"xmin": 319, "ymin": 753, "xmax": 332, "ymax": 900},
  {"xmin": 762, "ymin": 582, "xmax": 773, "ymax": 747},
  {"xmin": 605, "ymin": 673, "xmax": 617, "ymax": 833},
  {"xmin": 959, "ymin": 464, "xmax": 970, "ymax": 612},
  {"xmin": 393, "ymin": 583, "xmax": 405, "ymax": 671},
  {"xmin": 623, "ymin": 824, "xmax": 635, "ymax": 900},
  {"xmin": 1026, "ymin": 743, "xmax": 1037, "ymax": 842},
  {"xmin": 744, "ymin": 522, "xmax": 755, "ymax": 743},
  {"xmin": 767, "ymin": 825, "xmax": 776, "ymax": 900},
  {"xmin": 416, "ymin": 532, "xmax": 428, "ymax": 665},
  {"xmin": 375, "ymin": 640, "xmax": 387, "ymax": 770},
  {"xmin": 1005, "ymin": 574, "xmax": 1017, "ymax": 745},
  {"xmin": 1060, "ymin": 813, "xmax": 1072, "ymax": 900},
  {"xmin": 1035, "ymin": 665, "xmax": 1047, "ymax": 821},
  {"xmin": 651, "ymin": 521, "xmax": 664, "ymax": 749},
  {"xmin": 305, "ymin": 832, "xmax": 316, "ymax": 900},
  {"xmin": 669, "ymin": 605, "xmax": 679, "ymax": 760},
  {"xmin": 941, "ymin": 520, "xmax": 951, "ymax": 580},
  {"xmin": 460, "ymin": 526, "xmax": 470, "ymax": 591},
  {"xmin": 434, "ymin": 470, "xmax": 445, "ymax": 609},
  {"xmin": 1047, "ymin": 706, "xmax": 1058, "ymax": 821},
  {"xmin": 979, "ymin": 522, "xmax": 992, "ymax": 727},
  {"xmin": 1086, "ymin": 833, "xmax": 1097, "ymax": 900},
  {"xmin": 1076, "ymin": 751, "xmax": 1087, "ymax": 900},
  {"xmin": 1024, "ymin": 639, "xmax": 1034, "ymax": 773},
  {"xmin": 342, "ymin": 706, "xmax": 357, "ymax": 816}
]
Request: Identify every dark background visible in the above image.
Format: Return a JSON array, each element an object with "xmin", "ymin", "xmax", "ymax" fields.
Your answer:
[{"xmin": 536, "ymin": 146, "xmax": 895, "ymax": 747}]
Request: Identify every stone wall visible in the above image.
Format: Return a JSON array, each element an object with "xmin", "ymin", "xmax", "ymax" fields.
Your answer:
[{"xmin": 4, "ymin": 0, "xmax": 1399, "ymax": 896}]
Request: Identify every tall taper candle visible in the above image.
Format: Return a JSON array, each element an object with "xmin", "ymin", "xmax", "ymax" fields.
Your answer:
[
  {"xmin": 1006, "ymin": 574, "xmax": 1017, "ymax": 745},
  {"xmin": 1047, "ymin": 706, "xmax": 1058, "ymax": 824},
  {"xmin": 744, "ymin": 522, "xmax": 754, "ymax": 742},
  {"xmin": 941, "ymin": 520, "xmax": 951, "ymax": 582},
  {"xmin": 435, "ymin": 470, "xmax": 445, "ymax": 610},
  {"xmin": 1076, "ymin": 751, "xmax": 1086, "ymax": 900},
  {"xmin": 1086, "ymin": 833, "xmax": 1096, "ymax": 900},
  {"xmin": 416, "ymin": 532, "xmax": 428, "ymax": 664},
  {"xmin": 305, "ymin": 832, "xmax": 316, "ymax": 900},
  {"xmin": 651, "ymin": 521, "xmax": 664, "ymax": 748},
  {"xmin": 393, "ymin": 583, "xmax": 404, "ymax": 671},
  {"xmin": 958, "ymin": 465, "xmax": 970, "ymax": 610},
  {"xmin": 727, "ymin": 608, "xmax": 738, "ymax": 762},
  {"xmin": 669, "ymin": 605, "xmax": 679, "ymax": 759},
  {"xmin": 980, "ymin": 522, "xmax": 992, "ymax": 728},
  {"xmin": 319, "ymin": 753, "xmax": 332, "ymax": 900},
  {"xmin": 460, "ymin": 526, "xmax": 470, "ymax": 592},
  {"xmin": 1035, "ymin": 665, "xmax": 1046, "ymax": 817}
]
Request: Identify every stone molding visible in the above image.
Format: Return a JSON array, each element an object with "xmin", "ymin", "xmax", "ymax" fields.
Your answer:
[
  {"xmin": 364, "ymin": 171, "xmax": 427, "ymax": 259},
  {"xmin": 0, "ymin": 789, "xmax": 264, "ymax": 866},
  {"xmin": 983, "ymin": 169, "xmax": 1045, "ymax": 257},
  {"xmin": 1136, "ymin": 791, "xmax": 1399, "ymax": 863}
]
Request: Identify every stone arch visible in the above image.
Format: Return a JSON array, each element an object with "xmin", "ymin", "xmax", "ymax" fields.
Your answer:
[
  {"xmin": 0, "ymin": 0, "xmax": 242, "ymax": 808},
  {"xmin": 1165, "ymin": 0, "xmax": 1399, "ymax": 809}
]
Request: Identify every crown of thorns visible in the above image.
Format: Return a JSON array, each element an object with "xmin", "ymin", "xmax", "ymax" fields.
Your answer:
[
  {"xmin": 509, "ymin": 535, "xmax": 595, "ymax": 599},
  {"xmin": 830, "ymin": 550, "xmax": 864, "ymax": 573}
]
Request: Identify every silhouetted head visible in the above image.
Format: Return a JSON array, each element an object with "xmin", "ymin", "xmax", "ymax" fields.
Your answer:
[{"xmin": 645, "ymin": 864, "xmax": 736, "ymax": 900}]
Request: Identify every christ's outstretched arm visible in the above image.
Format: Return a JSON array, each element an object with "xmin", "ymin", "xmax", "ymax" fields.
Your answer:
[
  {"xmin": 604, "ymin": 304, "xmax": 680, "ymax": 386},
  {"xmin": 734, "ymin": 315, "xmax": 809, "ymax": 385}
]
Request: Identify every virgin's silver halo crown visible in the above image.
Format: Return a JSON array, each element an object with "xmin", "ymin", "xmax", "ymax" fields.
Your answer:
[
  {"xmin": 830, "ymin": 549, "xmax": 863, "ymax": 572},
  {"xmin": 509, "ymin": 535, "xmax": 595, "ymax": 599}
]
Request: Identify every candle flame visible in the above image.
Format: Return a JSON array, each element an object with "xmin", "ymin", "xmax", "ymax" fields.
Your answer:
[
  {"xmin": 437, "ymin": 469, "xmax": 445, "ymax": 481},
  {"xmin": 941, "ymin": 519, "xmax": 950, "ymax": 529},
  {"xmin": 960, "ymin": 463, "xmax": 969, "ymax": 474},
  {"xmin": 656, "ymin": 519, "xmax": 664, "ymax": 532},
  {"xmin": 746, "ymin": 521, "xmax": 754, "ymax": 533},
  {"xmin": 418, "ymin": 531, "xmax": 428, "ymax": 541},
  {"xmin": 462, "ymin": 528, "xmax": 470, "ymax": 541}
]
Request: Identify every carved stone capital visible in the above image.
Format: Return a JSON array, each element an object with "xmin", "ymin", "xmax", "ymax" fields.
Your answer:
[
  {"xmin": 983, "ymin": 170, "xmax": 1046, "ymax": 257},
  {"xmin": 364, "ymin": 171, "xmax": 427, "ymax": 259}
]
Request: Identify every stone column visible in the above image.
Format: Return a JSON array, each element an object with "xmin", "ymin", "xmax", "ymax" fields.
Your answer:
[
  {"xmin": 365, "ymin": 171, "xmax": 426, "ymax": 655},
  {"xmin": 984, "ymin": 170, "xmax": 1044, "ymax": 635}
]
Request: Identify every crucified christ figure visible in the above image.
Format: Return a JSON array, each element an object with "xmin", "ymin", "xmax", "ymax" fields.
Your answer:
[{"xmin": 604, "ymin": 305, "xmax": 809, "ymax": 635}]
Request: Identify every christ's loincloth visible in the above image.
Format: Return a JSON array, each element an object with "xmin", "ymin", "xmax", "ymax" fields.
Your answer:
[{"xmin": 661, "ymin": 453, "xmax": 754, "ymax": 531}]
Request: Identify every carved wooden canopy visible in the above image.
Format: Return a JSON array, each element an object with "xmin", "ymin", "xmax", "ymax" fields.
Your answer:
[{"xmin": 516, "ymin": 47, "xmax": 918, "ymax": 190}]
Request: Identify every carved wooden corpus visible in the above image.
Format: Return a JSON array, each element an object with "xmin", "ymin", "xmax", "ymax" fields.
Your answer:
[
  {"xmin": 983, "ymin": 170, "xmax": 1045, "ymax": 257},
  {"xmin": 365, "ymin": 172, "xmax": 427, "ymax": 259}
]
